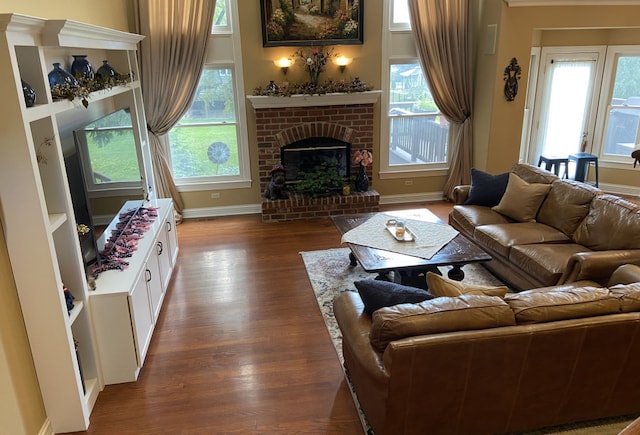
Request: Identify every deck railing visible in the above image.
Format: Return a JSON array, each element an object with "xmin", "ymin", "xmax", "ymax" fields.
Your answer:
[{"xmin": 390, "ymin": 114, "xmax": 449, "ymax": 163}]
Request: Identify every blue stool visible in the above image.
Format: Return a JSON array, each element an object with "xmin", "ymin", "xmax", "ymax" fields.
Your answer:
[
  {"xmin": 538, "ymin": 155, "xmax": 569, "ymax": 178},
  {"xmin": 568, "ymin": 152, "xmax": 598, "ymax": 187}
]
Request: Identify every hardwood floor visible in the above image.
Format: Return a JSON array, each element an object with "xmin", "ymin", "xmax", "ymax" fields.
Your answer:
[{"xmin": 73, "ymin": 202, "xmax": 452, "ymax": 435}]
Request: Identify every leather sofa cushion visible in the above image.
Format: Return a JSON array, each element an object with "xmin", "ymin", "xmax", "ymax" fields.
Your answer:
[
  {"xmin": 511, "ymin": 162, "xmax": 559, "ymax": 184},
  {"xmin": 609, "ymin": 283, "xmax": 640, "ymax": 312},
  {"xmin": 369, "ymin": 295, "xmax": 516, "ymax": 352},
  {"xmin": 449, "ymin": 205, "xmax": 512, "ymax": 237},
  {"xmin": 475, "ymin": 223, "xmax": 570, "ymax": 257},
  {"xmin": 509, "ymin": 243, "xmax": 590, "ymax": 288},
  {"xmin": 537, "ymin": 180, "xmax": 601, "ymax": 237},
  {"xmin": 492, "ymin": 173, "xmax": 552, "ymax": 222},
  {"xmin": 426, "ymin": 272, "xmax": 508, "ymax": 298},
  {"xmin": 504, "ymin": 287, "xmax": 619, "ymax": 324},
  {"xmin": 574, "ymin": 194, "xmax": 640, "ymax": 250}
]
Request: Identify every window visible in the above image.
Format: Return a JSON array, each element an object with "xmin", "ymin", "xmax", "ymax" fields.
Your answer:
[
  {"xmin": 597, "ymin": 50, "xmax": 640, "ymax": 161},
  {"xmin": 523, "ymin": 45, "xmax": 640, "ymax": 170},
  {"xmin": 169, "ymin": 68, "xmax": 240, "ymax": 178},
  {"xmin": 168, "ymin": 0, "xmax": 250, "ymax": 191},
  {"xmin": 381, "ymin": 0, "xmax": 449, "ymax": 177},
  {"xmin": 213, "ymin": 0, "xmax": 229, "ymax": 32}
]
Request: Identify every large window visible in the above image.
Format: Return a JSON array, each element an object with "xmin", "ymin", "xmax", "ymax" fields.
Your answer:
[
  {"xmin": 381, "ymin": 0, "xmax": 449, "ymax": 177},
  {"xmin": 168, "ymin": 0, "xmax": 250, "ymax": 190},
  {"xmin": 597, "ymin": 51, "xmax": 640, "ymax": 161},
  {"xmin": 169, "ymin": 68, "xmax": 240, "ymax": 178},
  {"xmin": 524, "ymin": 45, "xmax": 640, "ymax": 170}
]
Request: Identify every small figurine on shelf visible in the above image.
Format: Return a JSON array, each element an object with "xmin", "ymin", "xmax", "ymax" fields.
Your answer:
[{"xmin": 62, "ymin": 282, "xmax": 75, "ymax": 314}]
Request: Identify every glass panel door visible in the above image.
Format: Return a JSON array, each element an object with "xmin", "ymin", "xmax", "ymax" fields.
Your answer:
[{"xmin": 527, "ymin": 47, "xmax": 605, "ymax": 164}]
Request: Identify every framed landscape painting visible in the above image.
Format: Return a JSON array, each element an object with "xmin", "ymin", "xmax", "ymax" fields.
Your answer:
[{"xmin": 261, "ymin": 0, "xmax": 363, "ymax": 47}]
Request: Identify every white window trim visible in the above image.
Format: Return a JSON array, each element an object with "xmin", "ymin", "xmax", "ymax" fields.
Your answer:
[
  {"xmin": 593, "ymin": 45, "xmax": 640, "ymax": 168},
  {"xmin": 173, "ymin": 0, "xmax": 251, "ymax": 192},
  {"xmin": 212, "ymin": 0, "xmax": 231, "ymax": 34},
  {"xmin": 380, "ymin": 0, "xmax": 449, "ymax": 178}
]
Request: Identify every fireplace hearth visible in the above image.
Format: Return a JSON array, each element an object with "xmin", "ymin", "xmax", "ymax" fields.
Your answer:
[{"xmin": 248, "ymin": 91, "xmax": 381, "ymax": 221}]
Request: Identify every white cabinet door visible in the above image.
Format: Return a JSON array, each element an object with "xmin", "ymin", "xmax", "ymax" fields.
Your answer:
[
  {"xmin": 129, "ymin": 269, "xmax": 154, "ymax": 367},
  {"xmin": 156, "ymin": 231, "xmax": 172, "ymax": 292},
  {"xmin": 146, "ymin": 251, "xmax": 164, "ymax": 321},
  {"xmin": 165, "ymin": 213, "xmax": 178, "ymax": 266}
]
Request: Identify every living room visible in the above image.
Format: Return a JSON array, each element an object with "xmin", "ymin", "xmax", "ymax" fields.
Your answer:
[{"xmin": 3, "ymin": 1, "xmax": 640, "ymax": 434}]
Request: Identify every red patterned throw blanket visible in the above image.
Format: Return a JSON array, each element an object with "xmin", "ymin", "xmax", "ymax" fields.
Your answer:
[{"xmin": 91, "ymin": 205, "xmax": 159, "ymax": 276}]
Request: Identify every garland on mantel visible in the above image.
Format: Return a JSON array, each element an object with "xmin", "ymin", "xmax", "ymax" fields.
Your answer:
[
  {"xmin": 91, "ymin": 205, "xmax": 159, "ymax": 276},
  {"xmin": 253, "ymin": 77, "xmax": 372, "ymax": 97}
]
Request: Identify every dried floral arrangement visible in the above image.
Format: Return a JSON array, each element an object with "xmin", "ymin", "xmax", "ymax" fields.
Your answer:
[
  {"xmin": 253, "ymin": 77, "xmax": 372, "ymax": 97},
  {"xmin": 51, "ymin": 73, "xmax": 132, "ymax": 108}
]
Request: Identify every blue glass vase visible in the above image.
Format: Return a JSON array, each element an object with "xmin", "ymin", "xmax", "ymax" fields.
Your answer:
[
  {"xmin": 48, "ymin": 62, "xmax": 78, "ymax": 88},
  {"xmin": 96, "ymin": 60, "xmax": 118, "ymax": 81},
  {"xmin": 21, "ymin": 80, "xmax": 36, "ymax": 107},
  {"xmin": 70, "ymin": 55, "xmax": 93, "ymax": 80}
]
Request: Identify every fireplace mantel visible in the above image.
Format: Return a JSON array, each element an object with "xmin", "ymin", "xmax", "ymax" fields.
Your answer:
[{"xmin": 247, "ymin": 90, "xmax": 381, "ymax": 109}]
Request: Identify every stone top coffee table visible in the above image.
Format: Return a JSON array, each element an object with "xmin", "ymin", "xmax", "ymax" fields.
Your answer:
[{"xmin": 331, "ymin": 209, "xmax": 491, "ymax": 288}]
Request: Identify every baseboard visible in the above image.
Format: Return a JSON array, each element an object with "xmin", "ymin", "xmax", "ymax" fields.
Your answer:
[
  {"xmin": 379, "ymin": 192, "xmax": 445, "ymax": 205},
  {"xmin": 182, "ymin": 204, "xmax": 262, "ymax": 219},
  {"xmin": 39, "ymin": 419, "xmax": 54, "ymax": 435},
  {"xmin": 599, "ymin": 182, "xmax": 640, "ymax": 197},
  {"xmin": 179, "ymin": 193, "xmax": 447, "ymax": 219}
]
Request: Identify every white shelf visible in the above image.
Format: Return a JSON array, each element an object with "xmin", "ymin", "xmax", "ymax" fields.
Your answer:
[
  {"xmin": 68, "ymin": 300, "xmax": 83, "ymax": 325},
  {"xmin": 48, "ymin": 212, "xmax": 67, "ymax": 232},
  {"xmin": 0, "ymin": 13, "xmax": 153, "ymax": 433}
]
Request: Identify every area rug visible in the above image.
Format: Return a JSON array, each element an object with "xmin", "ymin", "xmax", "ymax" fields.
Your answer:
[{"xmin": 300, "ymin": 247, "xmax": 636, "ymax": 435}]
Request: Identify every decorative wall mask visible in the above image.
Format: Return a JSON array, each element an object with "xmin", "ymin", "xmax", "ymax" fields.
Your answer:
[{"xmin": 503, "ymin": 57, "xmax": 522, "ymax": 102}]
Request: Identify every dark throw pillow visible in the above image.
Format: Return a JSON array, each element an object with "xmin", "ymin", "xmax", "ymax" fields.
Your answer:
[
  {"xmin": 464, "ymin": 168, "xmax": 510, "ymax": 207},
  {"xmin": 354, "ymin": 280, "xmax": 434, "ymax": 315}
]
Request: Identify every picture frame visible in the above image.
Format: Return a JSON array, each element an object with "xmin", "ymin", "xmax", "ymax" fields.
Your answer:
[{"xmin": 260, "ymin": 0, "xmax": 364, "ymax": 47}]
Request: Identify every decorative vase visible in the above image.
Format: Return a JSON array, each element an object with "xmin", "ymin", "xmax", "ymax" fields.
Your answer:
[
  {"xmin": 96, "ymin": 60, "xmax": 118, "ymax": 81},
  {"xmin": 266, "ymin": 80, "xmax": 279, "ymax": 92},
  {"xmin": 48, "ymin": 62, "xmax": 78, "ymax": 88},
  {"xmin": 309, "ymin": 68, "xmax": 320, "ymax": 87},
  {"xmin": 355, "ymin": 164, "xmax": 369, "ymax": 192},
  {"xmin": 70, "ymin": 55, "xmax": 93, "ymax": 80},
  {"xmin": 21, "ymin": 80, "xmax": 36, "ymax": 107}
]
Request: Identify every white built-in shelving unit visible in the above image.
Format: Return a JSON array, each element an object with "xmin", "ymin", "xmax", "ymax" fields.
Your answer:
[{"xmin": 0, "ymin": 14, "xmax": 177, "ymax": 433}]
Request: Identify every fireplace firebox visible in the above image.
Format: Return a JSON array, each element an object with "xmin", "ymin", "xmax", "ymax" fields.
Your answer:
[{"xmin": 281, "ymin": 137, "xmax": 350, "ymax": 185}]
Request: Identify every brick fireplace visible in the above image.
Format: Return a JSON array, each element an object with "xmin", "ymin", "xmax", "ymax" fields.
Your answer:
[{"xmin": 248, "ymin": 91, "xmax": 382, "ymax": 222}]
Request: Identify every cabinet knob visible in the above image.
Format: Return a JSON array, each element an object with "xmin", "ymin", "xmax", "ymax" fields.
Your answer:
[
  {"xmin": 157, "ymin": 241, "xmax": 164, "ymax": 255},
  {"xmin": 166, "ymin": 221, "xmax": 172, "ymax": 232},
  {"xmin": 145, "ymin": 268, "xmax": 151, "ymax": 282}
]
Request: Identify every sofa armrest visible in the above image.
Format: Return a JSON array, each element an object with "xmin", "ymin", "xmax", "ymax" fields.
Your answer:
[
  {"xmin": 333, "ymin": 292, "xmax": 389, "ymax": 379},
  {"xmin": 557, "ymin": 250, "xmax": 640, "ymax": 285},
  {"xmin": 608, "ymin": 264, "xmax": 640, "ymax": 286},
  {"xmin": 452, "ymin": 185, "xmax": 470, "ymax": 205}
]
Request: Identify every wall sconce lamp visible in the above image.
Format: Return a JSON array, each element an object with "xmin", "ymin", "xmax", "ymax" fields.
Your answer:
[
  {"xmin": 335, "ymin": 56, "xmax": 351, "ymax": 73},
  {"xmin": 275, "ymin": 58, "xmax": 292, "ymax": 76}
]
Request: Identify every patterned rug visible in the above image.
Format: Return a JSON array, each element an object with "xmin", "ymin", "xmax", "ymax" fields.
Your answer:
[{"xmin": 300, "ymin": 247, "xmax": 636, "ymax": 435}]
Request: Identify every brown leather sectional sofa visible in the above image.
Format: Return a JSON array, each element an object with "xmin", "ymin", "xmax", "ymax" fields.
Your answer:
[
  {"xmin": 449, "ymin": 163, "xmax": 640, "ymax": 290},
  {"xmin": 334, "ymin": 264, "xmax": 640, "ymax": 435}
]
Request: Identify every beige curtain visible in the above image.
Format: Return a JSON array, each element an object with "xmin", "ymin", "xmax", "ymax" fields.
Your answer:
[
  {"xmin": 136, "ymin": 0, "xmax": 216, "ymax": 219},
  {"xmin": 408, "ymin": 0, "xmax": 473, "ymax": 200}
]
